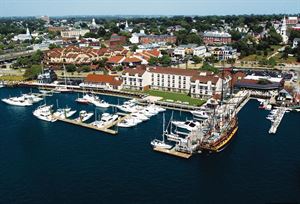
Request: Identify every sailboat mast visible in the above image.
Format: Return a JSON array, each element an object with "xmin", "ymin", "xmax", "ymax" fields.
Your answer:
[
  {"xmin": 63, "ymin": 64, "xmax": 67, "ymax": 87},
  {"xmin": 162, "ymin": 113, "xmax": 165, "ymax": 143}
]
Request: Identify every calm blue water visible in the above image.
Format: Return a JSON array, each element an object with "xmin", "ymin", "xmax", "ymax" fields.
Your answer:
[{"xmin": 0, "ymin": 87, "xmax": 299, "ymax": 204}]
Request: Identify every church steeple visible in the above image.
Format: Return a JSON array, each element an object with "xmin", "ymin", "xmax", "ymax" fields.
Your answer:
[{"xmin": 26, "ymin": 27, "xmax": 30, "ymax": 36}]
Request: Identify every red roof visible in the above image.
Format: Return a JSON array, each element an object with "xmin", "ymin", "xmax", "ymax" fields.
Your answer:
[
  {"xmin": 107, "ymin": 56, "xmax": 124, "ymax": 64},
  {"xmin": 123, "ymin": 67, "xmax": 146, "ymax": 76},
  {"xmin": 86, "ymin": 74, "xmax": 123, "ymax": 86},
  {"xmin": 123, "ymin": 57, "xmax": 142, "ymax": 63},
  {"xmin": 191, "ymin": 75, "xmax": 219, "ymax": 84}
]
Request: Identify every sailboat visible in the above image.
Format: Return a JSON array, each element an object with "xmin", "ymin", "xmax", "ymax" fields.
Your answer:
[
  {"xmin": 55, "ymin": 64, "xmax": 71, "ymax": 93},
  {"xmin": 151, "ymin": 113, "xmax": 173, "ymax": 149}
]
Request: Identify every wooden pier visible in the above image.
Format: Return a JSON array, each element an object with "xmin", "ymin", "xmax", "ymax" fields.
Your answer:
[
  {"xmin": 153, "ymin": 147, "xmax": 192, "ymax": 159},
  {"xmin": 269, "ymin": 108, "xmax": 286, "ymax": 134},
  {"xmin": 54, "ymin": 114, "xmax": 130, "ymax": 135}
]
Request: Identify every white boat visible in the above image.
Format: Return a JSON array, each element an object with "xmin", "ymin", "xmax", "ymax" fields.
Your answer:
[
  {"xmin": 22, "ymin": 93, "xmax": 43, "ymax": 103},
  {"xmin": 33, "ymin": 104, "xmax": 57, "ymax": 122},
  {"xmin": 75, "ymin": 110, "xmax": 94, "ymax": 122},
  {"xmin": 116, "ymin": 101, "xmax": 140, "ymax": 113},
  {"xmin": 83, "ymin": 94, "xmax": 109, "ymax": 108},
  {"xmin": 2, "ymin": 96, "xmax": 33, "ymax": 106},
  {"xmin": 190, "ymin": 110, "xmax": 210, "ymax": 119},
  {"xmin": 150, "ymin": 113, "xmax": 172, "ymax": 149},
  {"xmin": 148, "ymin": 104, "xmax": 166, "ymax": 112},
  {"xmin": 55, "ymin": 86, "xmax": 71, "ymax": 93},
  {"xmin": 171, "ymin": 120, "xmax": 201, "ymax": 131},
  {"xmin": 143, "ymin": 106, "xmax": 158, "ymax": 116},
  {"xmin": 117, "ymin": 117, "xmax": 140, "ymax": 128},
  {"xmin": 90, "ymin": 113, "xmax": 119, "ymax": 128},
  {"xmin": 53, "ymin": 108, "xmax": 77, "ymax": 119},
  {"xmin": 136, "ymin": 109, "xmax": 153, "ymax": 118},
  {"xmin": 130, "ymin": 112, "xmax": 149, "ymax": 121},
  {"xmin": 75, "ymin": 97, "xmax": 89, "ymax": 104}
]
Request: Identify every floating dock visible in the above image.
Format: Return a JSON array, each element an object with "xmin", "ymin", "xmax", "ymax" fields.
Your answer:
[
  {"xmin": 153, "ymin": 147, "xmax": 192, "ymax": 159},
  {"xmin": 269, "ymin": 108, "xmax": 286, "ymax": 134},
  {"xmin": 54, "ymin": 114, "xmax": 129, "ymax": 135}
]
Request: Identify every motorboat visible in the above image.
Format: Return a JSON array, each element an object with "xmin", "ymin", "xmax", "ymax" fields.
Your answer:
[
  {"xmin": 148, "ymin": 104, "xmax": 166, "ymax": 112},
  {"xmin": 171, "ymin": 120, "xmax": 201, "ymax": 131},
  {"xmin": 90, "ymin": 113, "xmax": 119, "ymax": 128},
  {"xmin": 75, "ymin": 110, "xmax": 94, "ymax": 122},
  {"xmin": 116, "ymin": 101, "xmax": 140, "ymax": 113},
  {"xmin": 117, "ymin": 117, "xmax": 140, "ymax": 128},
  {"xmin": 83, "ymin": 94, "xmax": 109, "ymax": 108},
  {"xmin": 130, "ymin": 112, "xmax": 149, "ymax": 121},
  {"xmin": 33, "ymin": 104, "xmax": 57, "ymax": 122},
  {"xmin": 22, "ymin": 93, "xmax": 43, "ymax": 103},
  {"xmin": 2, "ymin": 96, "xmax": 33, "ymax": 106},
  {"xmin": 190, "ymin": 110, "xmax": 210, "ymax": 120},
  {"xmin": 53, "ymin": 108, "xmax": 77, "ymax": 119},
  {"xmin": 55, "ymin": 86, "xmax": 71, "ymax": 93},
  {"xmin": 75, "ymin": 97, "xmax": 89, "ymax": 104},
  {"xmin": 150, "ymin": 139, "xmax": 173, "ymax": 149},
  {"xmin": 136, "ymin": 109, "xmax": 153, "ymax": 118}
]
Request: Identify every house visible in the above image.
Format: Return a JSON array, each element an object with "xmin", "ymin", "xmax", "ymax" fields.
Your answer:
[
  {"xmin": 209, "ymin": 46, "xmax": 237, "ymax": 60},
  {"xmin": 129, "ymin": 30, "xmax": 146, "ymax": 44},
  {"xmin": 173, "ymin": 44, "xmax": 198, "ymax": 58},
  {"xmin": 203, "ymin": 31, "xmax": 232, "ymax": 45},
  {"xmin": 81, "ymin": 74, "xmax": 123, "ymax": 90},
  {"xmin": 193, "ymin": 46, "xmax": 207, "ymax": 57},
  {"xmin": 106, "ymin": 56, "xmax": 126, "ymax": 67}
]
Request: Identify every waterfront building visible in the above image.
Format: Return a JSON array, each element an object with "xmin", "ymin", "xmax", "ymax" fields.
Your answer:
[
  {"xmin": 190, "ymin": 71, "xmax": 232, "ymax": 99},
  {"xmin": 203, "ymin": 31, "xmax": 232, "ymax": 45},
  {"xmin": 122, "ymin": 67, "xmax": 151, "ymax": 91},
  {"xmin": 81, "ymin": 74, "xmax": 123, "ymax": 90},
  {"xmin": 61, "ymin": 29, "xmax": 90, "ymax": 40},
  {"xmin": 37, "ymin": 69, "xmax": 57, "ymax": 84}
]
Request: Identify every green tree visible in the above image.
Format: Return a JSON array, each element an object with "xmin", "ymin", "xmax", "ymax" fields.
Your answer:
[
  {"xmin": 23, "ymin": 65, "xmax": 42, "ymax": 80},
  {"xmin": 159, "ymin": 55, "xmax": 171, "ymax": 67},
  {"xmin": 148, "ymin": 57, "xmax": 159, "ymax": 66},
  {"xmin": 65, "ymin": 64, "xmax": 77, "ymax": 72}
]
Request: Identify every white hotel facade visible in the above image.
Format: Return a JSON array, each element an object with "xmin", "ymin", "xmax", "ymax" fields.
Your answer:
[{"xmin": 122, "ymin": 67, "xmax": 232, "ymax": 99}]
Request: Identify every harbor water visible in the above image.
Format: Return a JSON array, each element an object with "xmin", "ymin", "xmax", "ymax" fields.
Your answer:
[{"xmin": 0, "ymin": 87, "xmax": 299, "ymax": 203}]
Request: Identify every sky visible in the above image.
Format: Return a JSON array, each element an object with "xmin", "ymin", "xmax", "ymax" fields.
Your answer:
[{"xmin": 0, "ymin": 0, "xmax": 299, "ymax": 17}]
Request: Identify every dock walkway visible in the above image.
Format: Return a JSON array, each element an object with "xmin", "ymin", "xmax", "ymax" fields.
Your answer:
[
  {"xmin": 54, "ymin": 114, "xmax": 130, "ymax": 135},
  {"xmin": 269, "ymin": 108, "xmax": 286, "ymax": 134},
  {"xmin": 153, "ymin": 147, "xmax": 192, "ymax": 159}
]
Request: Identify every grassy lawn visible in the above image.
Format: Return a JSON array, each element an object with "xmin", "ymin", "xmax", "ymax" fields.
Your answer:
[
  {"xmin": 124, "ymin": 89, "xmax": 206, "ymax": 106},
  {"xmin": 0, "ymin": 75, "xmax": 25, "ymax": 81},
  {"xmin": 272, "ymin": 55, "xmax": 298, "ymax": 64}
]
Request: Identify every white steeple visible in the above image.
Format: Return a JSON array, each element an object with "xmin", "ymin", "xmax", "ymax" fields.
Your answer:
[
  {"xmin": 26, "ymin": 27, "xmax": 30, "ymax": 36},
  {"xmin": 281, "ymin": 16, "xmax": 288, "ymax": 44},
  {"xmin": 92, "ymin": 18, "xmax": 96, "ymax": 27},
  {"xmin": 125, "ymin": 20, "xmax": 129, "ymax": 28}
]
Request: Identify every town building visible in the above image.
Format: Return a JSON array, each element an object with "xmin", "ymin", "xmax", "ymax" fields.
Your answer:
[
  {"xmin": 190, "ymin": 71, "xmax": 232, "ymax": 99},
  {"xmin": 203, "ymin": 31, "xmax": 232, "ymax": 45},
  {"xmin": 121, "ymin": 66, "xmax": 232, "ymax": 99},
  {"xmin": 109, "ymin": 34, "xmax": 127, "ymax": 48},
  {"xmin": 122, "ymin": 67, "xmax": 152, "ymax": 91},
  {"xmin": 193, "ymin": 46, "xmax": 207, "ymax": 57},
  {"xmin": 173, "ymin": 44, "xmax": 198, "ymax": 58},
  {"xmin": 12, "ymin": 27, "xmax": 32, "ymax": 41},
  {"xmin": 37, "ymin": 68, "xmax": 57, "ymax": 84},
  {"xmin": 139, "ymin": 35, "xmax": 177, "ymax": 44},
  {"xmin": 209, "ymin": 46, "xmax": 237, "ymax": 60},
  {"xmin": 81, "ymin": 74, "xmax": 123, "ymax": 90},
  {"xmin": 129, "ymin": 30, "xmax": 146, "ymax": 44},
  {"xmin": 292, "ymin": 38, "xmax": 300, "ymax": 48},
  {"xmin": 286, "ymin": 16, "xmax": 299, "ymax": 25},
  {"xmin": 61, "ymin": 29, "xmax": 90, "ymax": 40},
  {"xmin": 48, "ymin": 26, "xmax": 67, "ymax": 32},
  {"xmin": 45, "ymin": 46, "xmax": 109, "ymax": 65}
]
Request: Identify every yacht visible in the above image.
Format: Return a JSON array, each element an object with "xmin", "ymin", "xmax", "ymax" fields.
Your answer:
[
  {"xmin": 22, "ymin": 93, "xmax": 43, "ymax": 103},
  {"xmin": 83, "ymin": 94, "xmax": 109, "ymax": 108},
  {"xmin": 148, "ymin": 104, "xmax": 166, "ymax": 112},
  {"xmin": 75, "ymin": 97, "xmax": 89, "ymax": 104},
  {"xmin": 171, "ymin": 120, "xmax": 201, "ymax": 131},
  {"xmin": 90, "ymin": 113, "xmax": 119, "ymax": 128},
  {"xmin": 2, "ymin": 96, "xmax": 33, "ymax": 106},
  {"xmin": 116, "ymin": 101, "xmax": 140, "ymax": 113},
  {"xmin": 33, "ymin": 104, "xmax": 57, "ymax": 122},
  {"xmin": 190, "ymin": 110, "xmax": 210, "ymax": 120},
  {"xmin": 117, "ymin": 117, "xmax": 140, "ymax": 128},
  {"xmin": 75, "ymin": 110, "xmax": 94, "ymax": 122},
  {"xmin": 130, "ymin": 112, "xmax": 149, "ymax": 121},
  {"xmin": 53, "ymin": 108, "xmax": 77, "ymax": 119}
]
